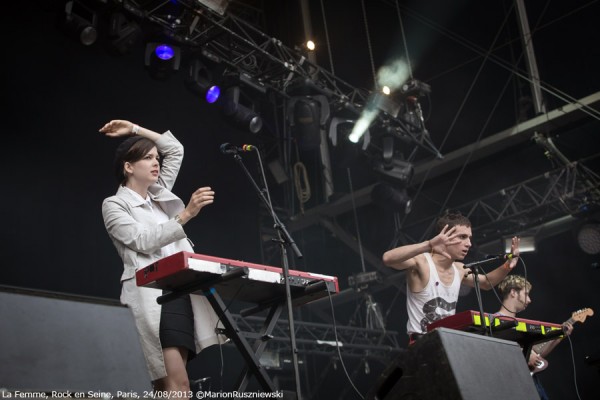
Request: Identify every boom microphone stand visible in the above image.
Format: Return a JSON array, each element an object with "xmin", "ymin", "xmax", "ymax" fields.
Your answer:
[
  {"xmin": 224, "ymin": 145, "xmax": 303, "ymax": 400},
  {"xmin": 462, "ymin": 254, "xmax": 511, "ymax": 336}
]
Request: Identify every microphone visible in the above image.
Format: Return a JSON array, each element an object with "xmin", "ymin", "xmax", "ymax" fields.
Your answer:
[
  {"xmin": 463, "ymin": 252, "xmax": 517, "ymax": 268},
  {"xmin": 485, "ymin": 252, "xmax": 517, "ymax": 261},
  {"xmin": 219, "ymin": 143, "xmax": 256, "ymax": 154}
]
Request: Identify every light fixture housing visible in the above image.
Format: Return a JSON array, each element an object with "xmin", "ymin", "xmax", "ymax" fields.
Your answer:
[
  {"xmin": 221, "ymin": 87, "xmax": 263, "ymax": 133},
  {"xmin": 63, "ymin": 1, "xmax": 98, "ymax": 46},
  {"xmin": 371, "ymin": 183, "xmax": 412, "ymax": 214},
  {"xmin": 186, "ymin": 59, "xmax": 221, "ymax": 103},
  {"xmin": 144, "ymin": 43, "xmax": 181, "ymax": 80},
  {"xmin": 576, "ymin": 223, "xmax": 600, "ymax": 255}
]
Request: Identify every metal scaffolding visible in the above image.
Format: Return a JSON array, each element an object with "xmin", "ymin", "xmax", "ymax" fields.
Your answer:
[
  {"xmin": 228, "ymin": 313, "xmax": 403, "ymax": 360},
  {"xmin": 402, "ymin": 154, "xmax": 600, "ymax": 241}
]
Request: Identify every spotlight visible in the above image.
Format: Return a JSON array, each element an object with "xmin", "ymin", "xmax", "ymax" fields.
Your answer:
[
  {"xmin": 372, "ymin": 157, "xmax": 414, "ymax": 185},
  {"xmin": 329, "ymin": 118, "xmax": 366, "ymax": 147},
  {"xmin": 186, "ymin": 59, "xmax": 221, "ymax": 103},
  {"xmin": 371, "ymin": 183, "xmax": 412, "ymax": 214},
  {"xmin": 63, "ymin": 1, "xmax": 98, "ymax": 46},
  {"xmin": 287, "ymin": 95, "xmax": 330, "ymax": 151},
  {"xmin": 577, "ymin": 223, "xmax": 600, "ymax": 255},
  {"xmin": 108, "ymin": 12, "xmax": 141, "ymax": 55},
  {"xmin": 144, "ymin": 42, "xmax": 181, "ymax": 80},
  {"xmin": 290, "ymin": 97, "xmax": 321, "ymax": 150},
  {"xmin": 400, "ymin": 79, "xmax": 431, "ymax": 97},
  {"xmin": 222, "ymin": 87, "xmax": 263, "ymax": 134},
  {"xmin": 305, "ymin": 40, "xmax": 316, "ymax": 51}
]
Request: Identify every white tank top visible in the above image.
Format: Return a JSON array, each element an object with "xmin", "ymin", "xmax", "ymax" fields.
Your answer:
[{"xmin": 406, "ymin": 253, "xmax": 462, "ymax": 334}]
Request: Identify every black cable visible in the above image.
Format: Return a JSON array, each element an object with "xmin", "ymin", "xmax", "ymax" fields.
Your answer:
[
  {"xmin": 327, "ymin": 289, "xmax": 365, "ymax": 399},
  {"xmin": 566, "ymin": 335, "xmax": 584, "ymax": 400}
]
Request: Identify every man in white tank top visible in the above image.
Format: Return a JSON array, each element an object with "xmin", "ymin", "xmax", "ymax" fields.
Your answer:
[{"xmin": 382, "ymin": 211, "xmax": 521, "ymax": 344}]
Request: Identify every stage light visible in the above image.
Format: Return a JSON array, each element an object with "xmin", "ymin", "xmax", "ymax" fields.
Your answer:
[
  {"xmin": 144, "ymin": 42, "xmax": 181, "ymax": 80},
  {"xmin": 287, "ymin": 95, "xmax": 330, "ymax": 151},
  {"xmin": 372, "ymin": 157, "xmax": 414, "ymax": 185},
  {"xmin": 576, "ymin": 223, "xmax": 600, "ymax": 255},
  {"xmin": 306, "ymin": 40, "xmax": 316, "ymax": 51},
  {"xmin": 371, "ymin": 183, "xmax": 412, "ymax": 214},
  {"xmin": 108, "ymin": 12, "xmax": 141, "ymax": 55},
  {"xmin": 329, "ymin": 117, "xmax": 370, "ymax": 149},
  {"xmin": 290, "ymin": 97, "xmax": 321, "ymax": 150},
  {"xmin": 376, "ymin": 58, "xmax": 410, "ymax": 93},
  {"xmin": 63, "ymin": 1, "xmax": 98, "ymax": 46},
  {"xmin": 349, "ymin": 108, "xmax": 378, "ymax": 144},
  {"xmin": 382, "ymin": 86, "xmax": 391, "ymax": 95},
  {"xmin": 186, "ymin": 59, "xmax": 221, "ymax": 103},
  {"xmin": 400, "ymin": 79, "xmax": 431, "ymax": 97},
  {"xmin": 222, "ymin": 87, "xmax": 263, "ymax": 133},
  {"xmin": 155, "ymin": 45, "xmax": 175, "ymax": 60}
]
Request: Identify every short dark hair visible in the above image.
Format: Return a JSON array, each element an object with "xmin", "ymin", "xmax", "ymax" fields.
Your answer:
[
  {"xmin": 435, "ymin": 210, "xmax": 471, "ymax": 233},
  {"xmin": 113, "ymin": 136, "xmax": 157, "ymax": 184}
]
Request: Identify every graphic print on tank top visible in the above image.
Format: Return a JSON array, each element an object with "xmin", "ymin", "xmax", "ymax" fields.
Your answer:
[{"xmin": 419, "ymin": 297, "xmax": 457, "ymax": 332}]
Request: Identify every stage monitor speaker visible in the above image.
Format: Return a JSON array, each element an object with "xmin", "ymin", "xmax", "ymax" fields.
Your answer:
[
  {"xmin": 367, "ymin": 328, "xmax": 539, "ymax": 400},
  {"xmin": 0, "ymin": 286, "xmax": 152, "ymax": 394}
]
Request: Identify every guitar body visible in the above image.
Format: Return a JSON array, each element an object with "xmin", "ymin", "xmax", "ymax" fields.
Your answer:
[{"xmin": 530, "ymin": 357, "xmax": 548, "ymax": 375}]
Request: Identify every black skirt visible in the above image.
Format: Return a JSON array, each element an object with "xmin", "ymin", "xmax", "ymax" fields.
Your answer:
[{"xmin": 159, "ymin": 293, "xmax": 196, "ymax": 360}]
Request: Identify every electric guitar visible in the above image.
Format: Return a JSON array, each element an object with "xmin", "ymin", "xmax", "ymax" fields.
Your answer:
[{"xmin": 529, "ymin": 308, "xmax": 594, "ymax": 375}]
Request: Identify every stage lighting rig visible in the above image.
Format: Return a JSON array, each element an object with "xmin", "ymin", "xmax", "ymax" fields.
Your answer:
[{"xmin": 400, "ymin": 79, "xmax": 431, "ymax": 97}]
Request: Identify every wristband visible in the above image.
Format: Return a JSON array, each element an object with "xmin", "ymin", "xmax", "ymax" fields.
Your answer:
[{"xmin": 132, "ymin": 124, "xmax": 140, "ymax": 135}]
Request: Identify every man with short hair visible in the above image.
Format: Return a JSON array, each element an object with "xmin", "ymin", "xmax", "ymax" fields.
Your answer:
[
  {"xmin": 496, "ymin": 274, "xmax": 573, "ymax": 400},
  {"xmin": 383, "ymin": 211, "xmax": 520, "ymax": 343}
]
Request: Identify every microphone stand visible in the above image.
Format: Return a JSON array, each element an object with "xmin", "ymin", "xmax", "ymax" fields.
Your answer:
[
  {"xmin": 229, "ymin": 151, "xmax": 303, "ymax": 399},
  {"xmin": 462, "ymin": 255, "xmax": 503, "ymax": 336}
]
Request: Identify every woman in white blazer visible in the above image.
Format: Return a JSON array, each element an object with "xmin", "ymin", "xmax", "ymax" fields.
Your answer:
[{"xmin": 100, "ymin": 120, "xmax": 223, "ymax": 396}]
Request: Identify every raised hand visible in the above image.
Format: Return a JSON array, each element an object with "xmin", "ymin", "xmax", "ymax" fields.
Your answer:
[
  {"xmin": 429, "ymin": 224, "xmax": 461, "ymax": 259},
  {"xmin": 179, "ymin": 187, "xmax": 215, "ymax": 224},
  {"xmin": 507, "ymin": 236, "xmax": 520, "ymax": 269},
  {"xmin": 99, "ymin": 119, "xmax": 136, "ymax": 137}
]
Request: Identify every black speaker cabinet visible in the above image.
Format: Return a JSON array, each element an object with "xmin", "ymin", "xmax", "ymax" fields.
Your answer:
[
  {"xmin": 0, "ymin": 286, "xmax": 152, "ymax": 394},
  {"xmin": 367, "ymin": 328, "xmax": 539, "ymax": 400}
]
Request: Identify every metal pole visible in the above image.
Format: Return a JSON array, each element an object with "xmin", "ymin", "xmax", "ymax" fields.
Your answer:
[
  {"xmin": 514, "ymin": 0, "xmax": 545, "ymax": 114},
  {"xmin": 515, "ymin": 0, "xmax": 572, "ymax": 165}
]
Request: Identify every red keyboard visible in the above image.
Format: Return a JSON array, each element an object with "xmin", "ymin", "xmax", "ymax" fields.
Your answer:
[{"xmin": 136, "ymin": 251, "xmax": 339, "ymax": 307}]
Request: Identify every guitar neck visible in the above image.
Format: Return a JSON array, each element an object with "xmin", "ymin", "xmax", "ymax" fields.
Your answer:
[{"xmin": 532, "ymin": 323, "xmax": 566, "ymax": 355}]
